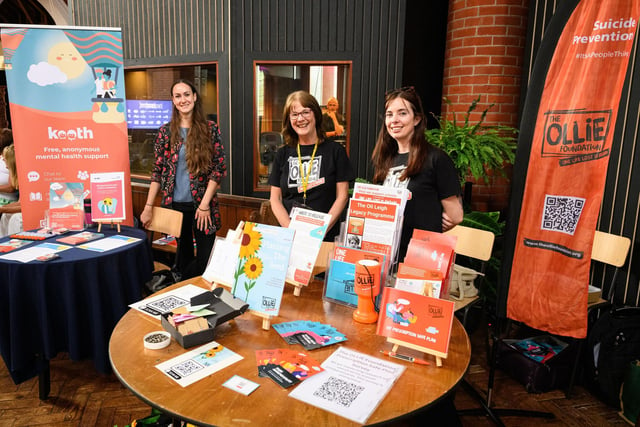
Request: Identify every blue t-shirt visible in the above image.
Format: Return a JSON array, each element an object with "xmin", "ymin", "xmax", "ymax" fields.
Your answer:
[{"xmin": 173, "ymin": 128, "xmax": 191, "ymax": 203}]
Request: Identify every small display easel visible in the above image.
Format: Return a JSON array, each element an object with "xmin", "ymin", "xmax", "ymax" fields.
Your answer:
[
  {"xmin": 379, "ymin": 283, "xmax": 455, "ymax": 368},
  {"xmin": 95, "ymin": 220, "xmax": 121, "ymax": 233}
]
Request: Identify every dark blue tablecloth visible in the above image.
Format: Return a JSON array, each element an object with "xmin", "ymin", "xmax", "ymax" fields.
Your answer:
[{"xmin": 0, "ymin": 226, "xmax": 153, "ymax": 384}]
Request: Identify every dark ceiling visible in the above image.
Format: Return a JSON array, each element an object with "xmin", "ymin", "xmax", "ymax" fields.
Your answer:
[{"xmin": 0, "ymin": 0, "xmax": 59, "ymax": 25}]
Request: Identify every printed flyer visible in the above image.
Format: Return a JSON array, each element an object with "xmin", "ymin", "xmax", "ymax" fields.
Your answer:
[
  {"xmin": 90, "ymin": 171, "xmax": 126, "ymax": 221},
  {"xmin": 376, "ymin": 287, "xmax": 455, "ymax": 356},
  {"xmin": 286, "ymin": 207, "xmax": 331, "ymax": 286},
  {"xmin": 232, "ymin": 222, "xmax": 294, "ymax": 316}
]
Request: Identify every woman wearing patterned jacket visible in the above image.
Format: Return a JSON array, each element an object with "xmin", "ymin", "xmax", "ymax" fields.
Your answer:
[{"xmin": 141, "ymin": 79, "xmax": 227, "ymax": 279}]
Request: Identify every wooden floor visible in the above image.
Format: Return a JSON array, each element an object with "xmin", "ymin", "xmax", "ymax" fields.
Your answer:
[{"xmin": 0, "ymin": 310, "xmax": 628, "ymax": 427}]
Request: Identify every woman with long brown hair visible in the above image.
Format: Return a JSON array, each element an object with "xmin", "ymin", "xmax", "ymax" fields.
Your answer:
[
  {"xmin": 141, "ymin": 79, "xmax": 227, "ymax": 279},
  {"xmin": 372, "ymin": 87, "xmax": 463, "ymax": 260}
]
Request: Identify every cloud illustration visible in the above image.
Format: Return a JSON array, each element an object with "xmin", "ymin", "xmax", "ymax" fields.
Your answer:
[{"xmin": 27, "ymin": 61, "xmax": 68, "ymax": 86}]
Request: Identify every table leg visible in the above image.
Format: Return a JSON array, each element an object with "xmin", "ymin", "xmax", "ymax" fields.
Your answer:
[{"xmin": 37, "ymin": 354, "xmax": 50, "ymax": 400}]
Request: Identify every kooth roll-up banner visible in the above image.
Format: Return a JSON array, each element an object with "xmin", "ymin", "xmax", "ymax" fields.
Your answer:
[
  {"xmin": 1, "ymin": 25, "xmax": 133, "ymax": 230},
  {"xmin": 502, "ymin": 1, "xmax": 640, "ymax": 338}
]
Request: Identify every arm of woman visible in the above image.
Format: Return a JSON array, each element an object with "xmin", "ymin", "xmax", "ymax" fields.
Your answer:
[
  {"xmin": 140, "ymin": 181, "xmax": 160, "ymax": 228},
  {"xmin": 0, "ymin": 200, "xmax": 21, "ymax": 214},
  {"xmin": 327, "ymin": 181, "xmax": 349, "ymax": 231},
  {"xmin": 0, "ymin": 183, "xmax": 15, "ymax": 193},
  {"xmin": 195, "ymin": 179, "xmax": 219, "ymax": 231},
  {"xmin": 269, "ymin": 186, "xmax": 291, "ymax": 228},
  {"xmin": 441, "ymin": 195, "xmax": 464, "ymax": 231}
]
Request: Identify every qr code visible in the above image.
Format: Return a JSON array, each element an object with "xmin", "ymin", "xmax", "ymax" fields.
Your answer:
[
  {"xmin": 313, "ymin": 376, "xmax": 364, "ymax": 407},
  {"xmin": 146, "ymin": 295, "xmax": 188, "ymax": 314},
  {"xmin": 171, "ymin": 359, "xmax": 204, "ymax": 378},
  {"xmin": 541, "ymin": 195, "xmax": 586, "ymax": 236}
]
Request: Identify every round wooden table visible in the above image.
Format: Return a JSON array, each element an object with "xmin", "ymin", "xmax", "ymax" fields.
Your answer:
[{"xmin": 110, "ymin": 277, "xmax": 471, "ymax": 426}]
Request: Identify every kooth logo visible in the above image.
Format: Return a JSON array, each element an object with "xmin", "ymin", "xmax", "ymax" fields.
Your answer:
[{"xmin": 47, "ymin": 126, "xmax": 94, "ymax": 141}]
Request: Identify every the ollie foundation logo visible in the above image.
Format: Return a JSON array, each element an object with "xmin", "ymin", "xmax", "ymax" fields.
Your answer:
[{"xmin": 541, "ymin": 109, "xmax": 611, "ymax": 166}]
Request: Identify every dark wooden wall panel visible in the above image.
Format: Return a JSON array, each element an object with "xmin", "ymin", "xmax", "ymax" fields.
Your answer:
[{"xmin": 231, "ymin": 0, "xmax": 407, "ymax": 196}]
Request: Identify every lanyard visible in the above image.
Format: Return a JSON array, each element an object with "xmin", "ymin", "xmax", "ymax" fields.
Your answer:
[{"xmin": 297, "ymin": 142, "xmax": 318, "ymax": 205}]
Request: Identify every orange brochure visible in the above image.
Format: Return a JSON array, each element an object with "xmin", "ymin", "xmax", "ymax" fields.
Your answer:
[{"xmin": 377, "ymin": 286, "xmax": 455, "ymax": 356}]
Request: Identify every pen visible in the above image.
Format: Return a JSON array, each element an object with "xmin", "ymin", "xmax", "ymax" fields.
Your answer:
[{"xmin": 380, "ymin": 350, "xmax": 430, "ymax": 365}]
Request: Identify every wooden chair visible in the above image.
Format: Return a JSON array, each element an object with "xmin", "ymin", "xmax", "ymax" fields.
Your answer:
[
  {"xmin": 444, "ymin": 225, "xmax": 496, "ymax": 325},
  {"xmin": 146, "ymin": 207, "xmax": 183, "ymax": 288}
]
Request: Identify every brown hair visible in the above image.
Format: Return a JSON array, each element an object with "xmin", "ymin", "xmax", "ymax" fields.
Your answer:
[
  {"xmin": 281, "ymin": 91, "xmax": 325, "ymax": 146},
  {"xmin": 2, "ymin": 144, "xmax": 17, "ymax": 190},
  {"xmin": 371, "ymin": 87, "xmax": 429, "ymax": 184},
  {"xmin": 169, "ymin": 79, "xmax": 214, "ymax": 175},
  {"xmin": 0, "ymin": 128, "xmax": 13, "ymax": 152}
]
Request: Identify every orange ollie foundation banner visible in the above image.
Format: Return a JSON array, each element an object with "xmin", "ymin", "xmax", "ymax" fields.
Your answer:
[
  {"xmin": 1, "ymin": 25, "xmax": 133, "ymax": 230},
  {"xmin": 507, "ymin": 1, "xmax": 640, "ymax": 338}
]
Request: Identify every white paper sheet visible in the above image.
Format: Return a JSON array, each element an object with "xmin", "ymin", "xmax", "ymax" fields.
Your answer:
[{"xmin": 289, "ymin": 347, "xmax": 405, "ymax": 424}]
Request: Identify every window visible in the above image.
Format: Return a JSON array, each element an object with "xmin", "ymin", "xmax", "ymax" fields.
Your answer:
[
  {"xmin": 124, "ymin": 63, "xmax": 218, "ymax": 177},
  {"xmin": 254, "ymin": 61, "xmax": 351, "ymax": 191}
]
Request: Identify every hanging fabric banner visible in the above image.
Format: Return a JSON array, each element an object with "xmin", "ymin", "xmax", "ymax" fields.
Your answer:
[
  {"xmin": 1, "ymin": 24, "xmax": 132, "ymax": 230},
  {"xmin": 505, "ymin": 1, "xmax": 640, "ymax": 338}
]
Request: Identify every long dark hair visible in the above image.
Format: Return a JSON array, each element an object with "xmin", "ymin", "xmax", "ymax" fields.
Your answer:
[
  {"xmin": 169, "ymin": 79, "xmax": 214, "ymax": 175},
  {"xmin": 371, "ymin": 87, "xmax": 429, "ymax": 184},
  {"xmin": 281, "ymin": 90, "xmax": 325, "ymax": 146}
]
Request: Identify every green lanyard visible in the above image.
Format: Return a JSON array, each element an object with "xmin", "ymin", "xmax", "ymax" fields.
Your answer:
[{"xmin": 297, "ymin": 142, "xmax": 318, "ymax": 205}]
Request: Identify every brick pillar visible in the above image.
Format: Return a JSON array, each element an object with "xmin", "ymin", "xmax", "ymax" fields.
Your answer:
[{"xmin": 442, "ymin": 0, "xmax": 528, "ymax": 213}]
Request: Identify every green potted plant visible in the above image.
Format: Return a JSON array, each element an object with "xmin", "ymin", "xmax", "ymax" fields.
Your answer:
[{"xmin": 425, "ymin": 96, "xmax": 518, "ymax": 188}]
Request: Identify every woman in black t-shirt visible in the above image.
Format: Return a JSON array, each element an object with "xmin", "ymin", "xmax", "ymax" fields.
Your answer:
[
  {"xmin": 371, "ymin": 87, "xmax": 463, "ymax": 260},
  {"xmin": 268, "ymin": 91, "xmax": 355, "ymax": 241}
]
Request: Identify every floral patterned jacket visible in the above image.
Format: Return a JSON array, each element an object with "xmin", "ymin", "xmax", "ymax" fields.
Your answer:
[{"xmin": 150, "ymin": 121, "xmax": 227, "ymax": 235}]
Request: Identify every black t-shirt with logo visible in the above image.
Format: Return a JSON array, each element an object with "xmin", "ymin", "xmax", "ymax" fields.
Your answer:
[
  {"xmin": 268, "ymin": 139, "xmax": 355, "ymax": 240},
  {"xmin": 383, "ymin": 147, "xmax": 461, "ymax": 259}
]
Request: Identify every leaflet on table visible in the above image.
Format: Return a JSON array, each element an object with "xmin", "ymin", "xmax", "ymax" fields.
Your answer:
[
  {"xmin": 342, "ymin": 198, "xmax": 401, "ymax": 272},
  {"xmin": 155, "ymin": 341, "xmax": 243, "ymax": 387},
  {"xmin": 352, "ymin": 182, "xmax": 410, "ymax": 219},
  {"xmin": 256, "ymin": 348, "xmax": 324, "ymax": 388},
  {"xmin": 232, "ymin": 222, "xmax": 294, "ymax": 316},
  {"xmin": 90, "ymin": 172, "xmax": 126, "ymax": 221},
  {"xmin": 376, "ymin": 287, "xmax": 455, "ymax": 356},
  {"xmin": 272, "ymin": 320, "xmax": 347, "ymax": 350},
  {"xmin": 288, "ymin": 347, "xmax": 405, "ymax": 424},
  {"xmin": 129, "ymin": 283, "xmax": 209, "ymax": 319},
  {"xmin": 0, "ymin": 242, "xmax": 72, "ymax": 263},
  {"xmin": 0, "ymin": 239, "xmax": 32, "ymax": 253},
  {"xmin": 286, "ymin": 207, "xmax": 332, "ymax": 286},
  {"xmin": 56, "ymin": 231, "xmax": 104, "ymax": 245},
  {"xmin": 77, "ymin": 234, "xmax": 141, "ymax": 252},
  {"xmin": 324, "ymin": 245, "xmax": 387, "ymax": 307}
]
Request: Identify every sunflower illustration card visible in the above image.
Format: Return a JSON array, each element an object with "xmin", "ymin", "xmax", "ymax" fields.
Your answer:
[{"xmin": 232, "ymin": 222, "xmax": 294, "ymax": 316}]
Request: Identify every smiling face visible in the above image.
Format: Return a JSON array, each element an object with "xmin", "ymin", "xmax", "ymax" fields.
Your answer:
[
  {"xmin": 289, "ymin": 100, "xmax": 317, "ymax": 141},
  {"xmin": 385, "ymin": 97, "xmax": 420, "ymax": 147},
  {"xmin": 47, "ymin": 42, "xmax": 85, "ymax": 79},
  {"xmin": 171, "ymin": 82, "xmax": 197, "ymax": 117}
]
